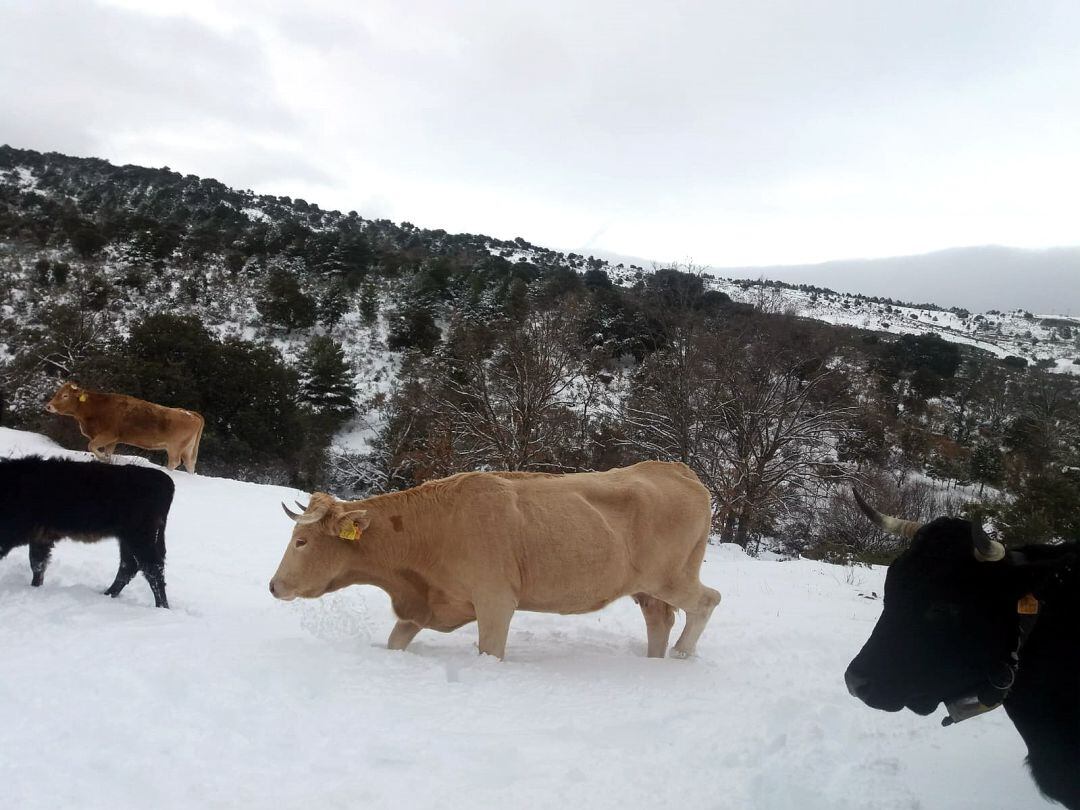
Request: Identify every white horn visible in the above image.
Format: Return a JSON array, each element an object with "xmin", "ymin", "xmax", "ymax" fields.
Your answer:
[
  {"xmin": 972, "ymin": 523, "xmax": 1006, "ymax": 562},
  {"xmin": 852, "ymin": 489, "xmax": 923, "ymax": 540},
  {"xmin": 282, "ymin": 502, "xmax": 327, "ymax": 524}
]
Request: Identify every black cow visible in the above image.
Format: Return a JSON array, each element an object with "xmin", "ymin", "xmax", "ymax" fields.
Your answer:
[
  {"xmin": 0, "ymin": 456, "xmax": 174, "ymax": 608},
  {"xmin": 845, "ymin": 491, "xmax": 1079, "ymax": 808}
]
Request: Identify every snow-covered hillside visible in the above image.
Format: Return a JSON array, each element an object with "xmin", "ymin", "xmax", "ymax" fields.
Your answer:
[
  {"xmin": 708, "ymin": 278, "xmax": 1080, "ymax": 373},
  {"xmin": 490, "ymin": 242, "xmax": 1079, "ymax": 374},
  {"xmin": 0, "ymin": 429, "xmax": 1049, "ymax": 809}
]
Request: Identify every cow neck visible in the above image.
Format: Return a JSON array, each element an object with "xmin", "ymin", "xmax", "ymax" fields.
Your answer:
[{"xmin": 942, "ymin": 549, "xmax": 1078, "ymax": 727}]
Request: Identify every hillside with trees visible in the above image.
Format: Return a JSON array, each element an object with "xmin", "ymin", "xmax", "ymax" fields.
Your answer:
[{"xmin": 2, "ymin": 145, "xmax": 1077, "ymax": 559}]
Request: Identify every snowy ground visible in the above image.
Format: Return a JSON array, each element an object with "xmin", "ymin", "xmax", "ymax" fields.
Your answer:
[{"xmin": 0, "ymin": 428, "xmax": 1049, "ymax": 809}]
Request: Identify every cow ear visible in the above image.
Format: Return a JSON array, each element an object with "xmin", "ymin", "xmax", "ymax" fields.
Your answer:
[{"xmin": 338, "ymin": 510, "xmax": 371, "ymax": 542}]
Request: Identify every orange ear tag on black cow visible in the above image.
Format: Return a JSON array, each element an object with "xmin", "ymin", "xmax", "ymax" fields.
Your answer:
[
  {"xmin": 339, "ymin": 522, "xmax": 362, "ymax": 541},
  {"xmin": 1017, "ymin": 594, "xmax": 1039, "ymax": 615}
]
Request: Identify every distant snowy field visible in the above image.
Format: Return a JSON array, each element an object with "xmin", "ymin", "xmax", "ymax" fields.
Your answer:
[{"xmin": 0, "ymin": 429, "xmax": 1049, "ymax": 809}]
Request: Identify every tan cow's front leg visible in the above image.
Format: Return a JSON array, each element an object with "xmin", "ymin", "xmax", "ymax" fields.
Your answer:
[
  {"xmin": 474, "ymin": 595, "xmax": 516, "ymax": 660},
  {"xmin": 387, "ymin": 619, "xmax": 423, "ymax": 651},
  {"xmin": 88, "ymin": 435, "xmax": 118, "ymax": 461}
]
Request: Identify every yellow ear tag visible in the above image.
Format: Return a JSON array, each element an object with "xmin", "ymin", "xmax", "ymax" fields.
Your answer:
[
  {"xmin": 1017, "ymin": 594, "xmax": 1039, "ymax": 615},
  {"xmin": 338, "ymin": 522, "xmax": 361, "ymax": 541},
  {"xmin": 78, "ymin": 394, "xmax": 88, "ymax": 402}
]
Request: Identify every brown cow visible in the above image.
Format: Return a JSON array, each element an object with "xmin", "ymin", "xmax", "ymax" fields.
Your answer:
[
  {"xmin": 46, "ymin": 382, "xmax": 205, "ymax": 473},
  {"xmin": 269, "ymin": 461, "xmax": 721, "ymax": 660}
]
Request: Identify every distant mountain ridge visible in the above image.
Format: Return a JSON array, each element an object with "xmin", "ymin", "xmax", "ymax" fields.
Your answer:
[{"xmin": 714, "ymin": 245, "xmax": 1080, "ymax": 315}]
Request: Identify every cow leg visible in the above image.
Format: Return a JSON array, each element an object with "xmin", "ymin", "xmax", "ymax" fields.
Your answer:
[
  {"xmin": 634, "ymin": 593, "xmax": 676, "ymax": 658},
  {"xmin": 662, "ymin": 583, "xmax": 721, "ymax": 659},
  {"xmin": 180, "ymin": 437, "xmax": 199, "ymax": 474},
  {"xmin": 130, "ymin": 539, "xmax": 169, "ymax": 608},
  {"xmin": 474, "ymin": 595, "xmax": 516, "ymax": 660},
  {"xmin": 88, "ymin": 435, "xmax": 118, "ymax": 461},
  {"xmin": 29, "ymin": 542, "xmax": 53, "ymax": 587},
  {"xmin": 387, "ymin": 620, "xmax": 423, "ymax": 651},
  {"xmin": 164, "ymin": 445, "xmax": 181, "ymax": 470},
  {"xmin": 104, "ymin": 543, "xmax": 139, "ymax": 598},
  {"xmin": 142, "ymin": 563, "xmax": 169, "ymax": 609}
]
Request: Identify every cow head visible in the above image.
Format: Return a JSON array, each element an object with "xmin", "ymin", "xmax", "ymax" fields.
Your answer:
[
  {"xmin": 844, "ymin": 491, "xmax": 1035, "ymax": 718},
  {"xmin": 269, "ymin": 493, "xmax": 371, "ymax": 601},
  {"xmin": 46, "ymin": 382, "xmax": 84, "ymax": 415}
]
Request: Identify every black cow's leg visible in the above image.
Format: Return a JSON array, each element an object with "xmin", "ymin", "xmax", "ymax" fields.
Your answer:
[
  {"xmin": 29, "ymin": 542, "xmax": 53, "ymax": 587},
  {"xmin": 142, "ymin": 563, "xmax": 168, "ymax": 609},
  {"xmin": 104, "ymin": 543, "xmax": 139, "ymax": 598}
]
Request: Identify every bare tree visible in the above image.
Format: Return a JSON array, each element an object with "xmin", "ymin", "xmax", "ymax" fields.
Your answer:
[
  {"xmin": 422, "ymin": 310, "xmax": 585, "ymax": 472},
  {"xmin": 706, "ymin": 336, "xmax": 854, "ymax": 545},
  {"xmin": 623, "ymin": 324, "xmax": 854, "ymax": 547}
]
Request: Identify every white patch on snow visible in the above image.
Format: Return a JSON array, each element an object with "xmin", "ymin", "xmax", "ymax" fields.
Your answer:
[
  {"xmin": 241, "ymin": 206, "xmax": 271, "ymax": 223},
  {"xmin": 13, "ymin": 166, "xmax": 40, "ymax": 192}
]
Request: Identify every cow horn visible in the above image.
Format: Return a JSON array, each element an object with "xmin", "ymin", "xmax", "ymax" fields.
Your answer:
[
  {"xmin": 295, "ymin": 500, "xmax": 309, "ymax": 512},
  {"xmin": 852, "ymin": 489, "xmax": 923, "ymax": 539},
  {"xmin": 972, "ymin": 523, "xmax": 1006, "ymax": 562},
  {"xmin": 281, "ymin": 502, "xmax": 328, "ymax": 524}
]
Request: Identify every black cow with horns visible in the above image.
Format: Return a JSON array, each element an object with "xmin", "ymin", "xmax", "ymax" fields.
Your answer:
[
  {"xmin": 844, "ymin": 490, "xmax": 1079, "ymax": 808},
  {"xmin": 0, "ymin": 456, "xmax": 174, "ymax": 608}
]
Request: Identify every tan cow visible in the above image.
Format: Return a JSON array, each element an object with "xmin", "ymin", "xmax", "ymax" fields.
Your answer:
[
  {"xmin": 46, "ymin": 382, "xmax": 205, "ymax": 473},
  {"xmin": 269, "ymin": 461, "xmax": 721, "ymax": 660}
]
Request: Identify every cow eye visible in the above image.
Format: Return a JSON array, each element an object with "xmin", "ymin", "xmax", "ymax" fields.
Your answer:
[{"xmin": 295, "ymin": 538, "xmax": 308, "ymax": 548}]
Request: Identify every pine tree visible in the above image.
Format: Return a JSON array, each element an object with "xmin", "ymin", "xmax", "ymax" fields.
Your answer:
[
  {"xmin": 257, "ymin": 269, "xmax": 317, "ymax": 331},
  {"xmin": 298, "ymin": 336, "xmax": 356, "ymax": 418}
]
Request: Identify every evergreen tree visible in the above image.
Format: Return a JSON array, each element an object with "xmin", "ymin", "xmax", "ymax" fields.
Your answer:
[
  {"xmin": 969, "ymin": 442, "xmax": 1005, "ymax": 494},
  {"xmin": 318, "ymin": 281, "xmax": 350, "ymax": 328},
  {"xmin": 257, "ymin": 268, "xmax": 317, "ymax": 331},
  {"xmin": 298, "ymin": 336, "xmax": 356, "ymax": 419}
]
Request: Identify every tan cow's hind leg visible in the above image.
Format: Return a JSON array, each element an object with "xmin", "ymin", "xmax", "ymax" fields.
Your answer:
[
  {"xmin": 474, "ymin": 595, "xmax": 517, "ymax": 659},
  {"xmin": 665, "ymin": 583, "xmax": 721, "ymax": 659},
  {"xmin": 180, "ymin": 442, "xmax": 196, "ymax": 473},
  {"xmin": 388, "ymin": 620, "xmax": 423, "ymax": 651},
  {"xmin": 634, "ymin": 593, "xmax": 676, "ymax": 658},
  {"xmin": 165, "ymin": 445, "xmax": 181, "ymax": 470}
]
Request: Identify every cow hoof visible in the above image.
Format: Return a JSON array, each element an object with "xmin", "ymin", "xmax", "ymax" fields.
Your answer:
[{"xmin": 670, "ymin": 649, "xmax": 692, "ymax": 659}]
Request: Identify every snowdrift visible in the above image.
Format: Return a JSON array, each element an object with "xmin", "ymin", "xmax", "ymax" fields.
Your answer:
[{"xmin": 0, "ymin": 428, "xmax": 1048, "ymax": 809}]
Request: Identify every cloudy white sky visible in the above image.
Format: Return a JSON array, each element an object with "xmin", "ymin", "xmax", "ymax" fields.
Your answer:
[{"xmin": 3, "ymin": 0, "xmax": 1080, "ymax": 268}]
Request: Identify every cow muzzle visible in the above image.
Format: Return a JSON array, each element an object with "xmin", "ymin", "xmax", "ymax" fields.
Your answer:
[{"xmin": 268, "ymin": 579, "xmax": 296, "ymax": 601}]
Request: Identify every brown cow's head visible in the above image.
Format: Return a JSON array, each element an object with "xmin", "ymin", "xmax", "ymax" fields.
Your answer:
[
  {"xmin": 269, "ymin": 492, "xmax": 371, "ymax": 601},
  {"xmin": 46, "ymin": 382, "xmax": 84, "ymax": 415}
]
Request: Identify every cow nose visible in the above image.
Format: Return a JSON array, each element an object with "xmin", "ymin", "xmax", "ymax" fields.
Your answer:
[
  {"xmin": 845, "ymin": 666, "xmax": 871, "ymax": 699},
  {"xmin": 269, "ymin": 580, "xmax": 277, "ymax": 597}
]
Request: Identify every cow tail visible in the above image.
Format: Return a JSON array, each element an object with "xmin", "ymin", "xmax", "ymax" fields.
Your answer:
[{"xmin": 189, "ymin": 415, "xmax": 205, "ymax": 473}]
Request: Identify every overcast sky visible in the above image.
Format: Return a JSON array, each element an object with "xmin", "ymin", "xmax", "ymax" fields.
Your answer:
[{"xmin": 3, "ymin": 0, "xmax": 1080, "ymax": 269}]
